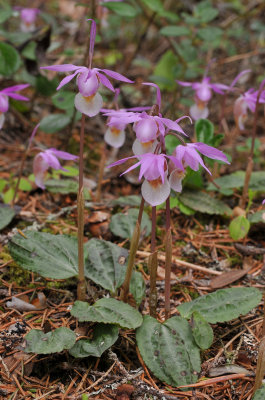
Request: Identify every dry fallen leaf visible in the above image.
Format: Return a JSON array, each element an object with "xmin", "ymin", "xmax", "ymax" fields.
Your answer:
[
  {"xmin": 6, "ymin": 292, "xmax": 47, "ymax": 312},
  {"xmin": 156, "ymin": 266, "xmax": 178, "ymax": 281},
  {"xmin": 210, "ymin": 257, "xmax": 252, "ymax": 289},
  {"xmin": 208, "ymin": 364, "xmax": 254, "ymax": 377}
]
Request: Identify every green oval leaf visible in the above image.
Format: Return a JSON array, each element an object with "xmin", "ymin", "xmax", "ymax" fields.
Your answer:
[
  {"xmin": 229, "ymin": 215, "xmax": 250, "ymax": 240},
  {"xmin": 103, "ymin": 2, "xmax": 139, "ymax": 17},
  {"xmin": 248, "ymin": 211, "xmax": 265, "ymax": 224},
  {"xmin": 84, "ymin": 238, "xmax": 128, "ymax": 293},
  {"xmin": 129, "ymin": 270, "xmax": 145, "ymax": 306},
  {"xmin": 177, "ymin": 287, "xmax": 262, "ymax": 324},
  {"xmin": 25, "ymin": 327, "xmax": 76, "ymax": 354},
  {"xmin": 9, "ymin": 233, "xmax": 142, "ymax": 303},
  {"xmin": 39, "ymin": 113, "xmax": 71, "ymax": 133},
  {"xmin": 195, "ymin": 119, "xmax": 214, "ymax": 144},
  {"xmin": 253, "ymin": 385, "xmax": 265, "ymax": 400},
  {"xmin": 16, "ymin": 178, "xmax": 32, "ymax": 191},
  {"xmin": 160, "ymin": 26, "xmax": 190, "ymax": 37},
  {"xmin": 71, "ymin": 298, "xmax": 143, "ymax": 329},
  {"xmin": 52, "ymin": 90, "xmax": 75, "ymax": 110},
  {"xmin": 36, "ymin": 76, "xmax": 58, "ymax": 97},
  {"xmin": 140, "ymin": 0, "xmax": 164, "ymax": 13},
  {"xmin": 191, "ymin": 312, "xmax": 213, "ymax": 350},
  {"xmin": 69, "ymin": 324, "xmax": 119, "ymax": 358},
  {"xmin": 207, "ymin": 171, "xmax": 245, "ymax": 192},
  {"xmin": 0, "ymin": 42, "xmax": 21, "ymax": 76},
  {"xmin": 0, "ymin": 3, "xmax": 12, "ymax": 24},
  {"xmin": 136, "ymin": 315, "xmax": 201, "ymax": 387},
  {"xmin": 0, "ymin": 204, "xmax": 15, "ymax": 230},
  {"xmin": 45, "ymin": 179, "xmax": 79, "ymax": 194},
  {"xmin": 197, "ymin": 27, "xmax": 222, "ymax": 42},
  {"xmin": 110, "ymin": 209, "xmax": 151, "ymax": 239},
  {"xmin": 111, "ymin": 195, "xmax": 141, "ymax": 207},
  {"xmin": 8, "ymin": 231, "xmax": 79, "ymax": 279},
  {"xmin": 179, "ymin": 190, "xmax": 232, "ymax": 216}
]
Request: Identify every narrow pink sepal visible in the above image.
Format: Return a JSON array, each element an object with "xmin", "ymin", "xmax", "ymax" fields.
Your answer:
[
  {"xmin": 40, "ymin": 64, "xmax": 81, "ymax": 72},
  {"xmin": 97, "ymin": 72, "xmax": 115, "ymax": 92},
  {"xmin": 100, "ymin": 69, "xmax": 134, "ymax": 83}
]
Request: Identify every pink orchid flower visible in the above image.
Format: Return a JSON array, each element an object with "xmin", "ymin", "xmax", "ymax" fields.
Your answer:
[
  {"xmin": 0, "ymin": 84, "xmax": 30, "ymax": 129},
  {"xmin": 101, "ymin": 89, "xmax": 151, "ymax": 148},
  {"xmin": 15, "ymin": 7, "xmax": 40, "ymax": 32},
  {"xmin": 177, "ymin": 76, "xmax": 230, "ymax": 120},
  {"xmin": 168, "ymin": 142, "xmax": 230, "ymax": 193},
  {"xmin": 103, "ymin": 83, "xmax": 191, "ymax": 155},
  {"xmin": 262, "ymin": 199, "xmax": 265, "ymax": 205},
  {"xmin": 108, "ymin": 153, "xmax": 184, "ymax": 206},
  {"xmin": 234, "ymin": 88, "xmax": 265, "ymax": 130},
  {"xmin": 40, "ymin": 20, "xmax": 133, "ymax": 117},
  {"xmin": 109, "ymin": 141, "xmax": 229, "ymax": 206},
  {"xmin": 33, "ymin": 148, "xmax": 78, "ymax": 189},
  {"xmin": 233, "ymin": 77, "xmax": 265, "ymax": 130},
  {"xmin": 233, "ymin": 89, "xmax": 257, "ymax": 130}
]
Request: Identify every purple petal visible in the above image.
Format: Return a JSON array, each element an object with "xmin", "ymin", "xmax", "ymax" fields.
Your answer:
[
  {"xmin": 121, "ymin": 160, "xmax": 142, "ymax": 177},
  {"xmin": 167, "ymin": 155, "xmax": 184, "ymax": 171},
  {"xmin": 175, "ymin": 115, "xmax": 192, "ymax": 125},
  {"xmin": 49, "ymin": 148, "xmax": 78, "ymax": 160},
  {"xmin": 97, "ymin": 72, "xmax": 115, "ymax": 92},
  {"xmin": 42, "ymin": 151, "xmax": 62, "ymax": 170},
  {"xmin": 230, "ymin": 69, "xmax": 251, "ymax": 88},
  {"xmin": 160, "ymin": 117, "xmax": 187, "ymax": 136},
  {"xmin": 100, "ymin": 69, "xmax": 134, "ymax": 83},
  {"xmin": 192, "ymin": 149, "xmax": 211, "ymax": 174},
  {"xmin": 40, "ymin": 64, "xmax": 82, "ymax": 72},
  {"xmin": 1, "ymin": 84, "xmax": 30, "ymax": 94},
  {"xmin": 194, "ymin": 143, "xmax": 230, "ymax": 163},
  {"xmin": 108, "ymin": 155, "xmax": 138, "ymax": 168},
  {"xmin": 176, "ymin": 80, "xmax": 192, "ymax": 87},
  {"xmin": 126, "ymin": 106, "xmax": 151, "ymax": 111},
  {"xmin": 87, "ymin": 19, "xmax": 97, "ymax": 67},
  {"xmin": 210, "ymin": 83, "xmax": 230, "ymax": 94},
  {"xmin": 29, "ymin": 123, "xmax": 40, "ymax": 147},
  {"xmin": 57, "ymin": 70, "xmax": 81, "ymax": 90},
  {"xmin": 5, "ymin": 93, "xmax": 29, "ymax": 101}
]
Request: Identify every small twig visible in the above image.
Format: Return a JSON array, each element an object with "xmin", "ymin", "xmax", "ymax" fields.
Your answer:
[
  {"xmin": 137, "ymin": 250, "xmax": 222, "ymax": 276},
  {"xmin": 86, "ymin": 360, "xmax": 116, "ymax": 391}
]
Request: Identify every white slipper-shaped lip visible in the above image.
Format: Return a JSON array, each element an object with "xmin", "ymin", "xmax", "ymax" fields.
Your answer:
[
  {"xmin": 74, "ymin": 92, "xmax": 103, "ymax": 117},
  {"xmin": 132, "ymin": 139, "xmax": 158, "ymax": 155},
  {"xmin": 104, "ymin": 127, "xmax": 125, "ymax": 148},
  {"xmin": 190, "ymin": 103, "xmax": 209, "ymax": 120},
  {"xmin": 169, "ymin": 168, "xmax": 185, "ymax": 192},
  {"xmin": 141, "ymin": 178, "xmax": 170, "ymax": 206}
]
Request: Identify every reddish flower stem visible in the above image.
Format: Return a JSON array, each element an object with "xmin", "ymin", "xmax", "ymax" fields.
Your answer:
[
  {"xmin": 164, "ymin": 196, "xmax": 172, "ymax": 320},
  {"xmin": 77, "ymin": 114, "xmax": 86, "ymax": 301},
  {"xmin": 239, "ymin": 80, "xmax": 265, "ymax": 209},
  {"xmin": 149, "ymin": 206, "xmax": 158, "ymax": 317}
]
